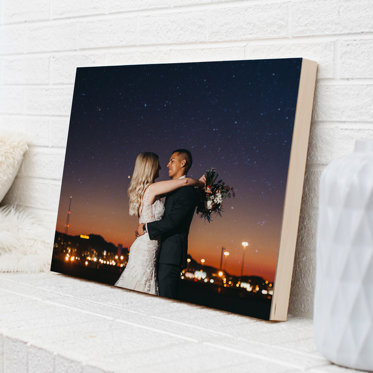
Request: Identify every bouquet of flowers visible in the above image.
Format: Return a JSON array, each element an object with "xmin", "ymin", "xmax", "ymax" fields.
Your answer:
[{"xmin": 196, "ymin": 168, "xmax": 235, "ymax": 222}]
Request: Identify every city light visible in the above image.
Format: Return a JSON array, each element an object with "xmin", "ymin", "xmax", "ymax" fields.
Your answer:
[
  {"xmin": 54, "ymin": 232, "xmax": 273, "ymax": 301},
  {"xmin": 240, "ymin": 282, "xmax": 253, "ymax": 292},
  {"xmin": 194, "ymin": 271, "xmax": 206, "ymax": 280}
]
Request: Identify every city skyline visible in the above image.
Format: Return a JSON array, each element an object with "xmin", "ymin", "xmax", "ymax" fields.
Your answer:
[{"xmin": 55, "ymin": 58, "xmax": 302, "ymax": 282}]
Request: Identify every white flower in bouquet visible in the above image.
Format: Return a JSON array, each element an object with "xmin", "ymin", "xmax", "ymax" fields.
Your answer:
[
  {"xmin": 206, "ymin": 199, "xmax": 213, "ymax": 210},
  {"xmin": 214, "ymin": 192, "xmax": 223, "ymax": 204}
]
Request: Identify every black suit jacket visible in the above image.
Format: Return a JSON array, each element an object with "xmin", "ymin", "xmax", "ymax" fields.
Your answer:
[{"xmin": 147, "ymin": 186, "xmax": 200, "ymax": 268}]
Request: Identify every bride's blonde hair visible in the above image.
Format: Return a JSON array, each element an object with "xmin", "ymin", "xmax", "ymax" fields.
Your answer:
[{"xmin": 128, "ymin": 152, "xmax": 160, "ymax": 217}]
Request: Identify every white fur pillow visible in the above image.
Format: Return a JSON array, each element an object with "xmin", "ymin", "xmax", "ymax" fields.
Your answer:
[
  {"xmin": 0, "ymin": 133, "xmax": 28, "ymax": 202},
  {"xmin": 0, "ymin": 205, "xmax": 52, "ymax": 272}
]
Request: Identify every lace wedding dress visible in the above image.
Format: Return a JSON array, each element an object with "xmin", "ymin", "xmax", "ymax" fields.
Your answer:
[{"xmin": 114, "ymin": 188, "xmax": 165, "ymax": 295}]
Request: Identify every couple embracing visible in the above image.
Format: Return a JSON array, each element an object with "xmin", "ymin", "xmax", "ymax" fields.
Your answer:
[{"xmin": 115, "ymin": 149, "xmax": 206, "ymax": 299}]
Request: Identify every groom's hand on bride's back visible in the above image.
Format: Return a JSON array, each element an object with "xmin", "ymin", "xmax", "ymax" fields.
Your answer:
[{"xmin": 135, "ymin": 223, "xmax": 145, "ymax": 237}]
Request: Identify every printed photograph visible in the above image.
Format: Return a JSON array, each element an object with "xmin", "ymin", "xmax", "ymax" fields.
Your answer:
[{"xmin": 51, "ymin": 58, "xmax": 302, "ymax": 320}]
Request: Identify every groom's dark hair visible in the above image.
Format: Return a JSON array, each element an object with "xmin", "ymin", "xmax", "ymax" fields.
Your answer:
[{"xmin": 172, "ymin": 148, "xmax": 193, "ymax": 173}]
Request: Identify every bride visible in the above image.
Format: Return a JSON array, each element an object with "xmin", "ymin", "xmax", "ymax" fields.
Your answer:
[{"xmin": 114, "ymin": 152, "xmax": 204, "ymax": 295}]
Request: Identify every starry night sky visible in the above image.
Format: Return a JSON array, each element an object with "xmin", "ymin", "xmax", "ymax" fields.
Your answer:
[{"xmin": 55, "ymin": 58, "xmax": 302, "ymax": 282}]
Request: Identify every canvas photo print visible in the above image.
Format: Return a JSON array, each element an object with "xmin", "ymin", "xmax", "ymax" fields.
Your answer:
[{"xmin": 51, "ymin": 58, "xmax": 317, "ymax": 321}]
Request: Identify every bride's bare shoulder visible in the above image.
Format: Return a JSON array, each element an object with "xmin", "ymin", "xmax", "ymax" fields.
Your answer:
[{"xmin": 142, "ymin": 184, "xmax": 157, "ymax": 205}]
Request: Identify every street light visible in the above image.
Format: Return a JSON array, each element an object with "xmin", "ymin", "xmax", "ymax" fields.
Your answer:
[
  {"xmin": 220, "ymin": 247, "xmax": 230, "ymax": 270},
  {"xmin": 201, "ymin": 258, "xmax": 205, "ymax": 265},
  {"xmin": 186, "ymin": 257, "xmax": 191, "ymax": 271},
  {"xmin": 223, "ymin": 251, "xmax": 229, "ymax": 270},
  {"xmin": 241, "ymin": 241, "xmax": 249, "ymax": 282}
]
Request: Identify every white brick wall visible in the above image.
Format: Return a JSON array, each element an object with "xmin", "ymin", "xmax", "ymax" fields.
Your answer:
[{"xmin": 1, "ymin": 0, "xmax": 373, "ymax": 319}]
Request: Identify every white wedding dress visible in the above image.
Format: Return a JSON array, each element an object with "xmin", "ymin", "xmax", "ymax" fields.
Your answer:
[{"xmin": 114, "ymin": 188, "xmax": 165, "ymax": 295}]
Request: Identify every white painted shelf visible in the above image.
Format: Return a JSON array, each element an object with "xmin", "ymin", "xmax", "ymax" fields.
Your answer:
[{"xmin": 0, "ymin": 272, "xmax": 360, "ymax": 373}]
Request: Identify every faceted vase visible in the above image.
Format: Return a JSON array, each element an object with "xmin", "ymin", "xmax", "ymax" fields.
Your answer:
[{"xmin": 314, "ymin": 139, "xmax": 373, "ymax": 371}]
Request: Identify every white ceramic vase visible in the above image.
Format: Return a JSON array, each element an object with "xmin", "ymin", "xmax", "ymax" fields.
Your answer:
[{"xmin": 314, "ymin": 139, "xmax": 373, "ymax": 371}]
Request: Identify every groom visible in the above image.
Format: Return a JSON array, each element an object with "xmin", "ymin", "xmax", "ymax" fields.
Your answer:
[{"xmin": 136, "ymin": 149, "xmax": 200, "ymax": 299}]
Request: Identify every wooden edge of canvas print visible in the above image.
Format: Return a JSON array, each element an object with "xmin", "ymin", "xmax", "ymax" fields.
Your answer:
[{"xmin": 270, "ymin": 58, "xmax": 318, "ymax": 321}]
